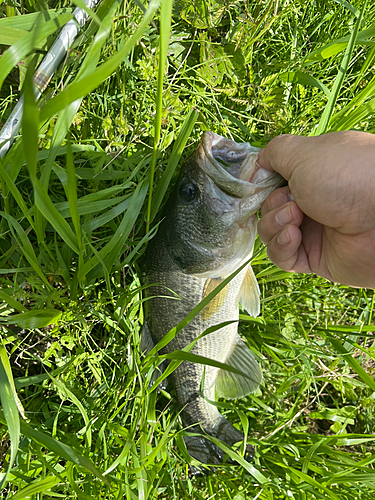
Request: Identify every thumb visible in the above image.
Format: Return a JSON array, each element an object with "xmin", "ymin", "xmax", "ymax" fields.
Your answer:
[{"xmin": 257, "ymin": 134, "xmax": 309, "ymax": 181}]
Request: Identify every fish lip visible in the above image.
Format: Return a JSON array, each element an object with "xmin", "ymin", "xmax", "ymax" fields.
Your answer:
[{"xmin": 199, "ymin": 131, "xmax": 283, "ymax": 197}]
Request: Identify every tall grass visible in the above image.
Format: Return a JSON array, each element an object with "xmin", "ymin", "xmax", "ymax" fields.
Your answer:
[{"xmin": 0, "ymin": 0, "xmax": 374, "ymax": 498}]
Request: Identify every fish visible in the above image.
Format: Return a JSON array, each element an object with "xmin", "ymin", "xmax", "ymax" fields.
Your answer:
[{"xmin": 142, "ymin": 131, "xmax": 283, "ymax": 466}]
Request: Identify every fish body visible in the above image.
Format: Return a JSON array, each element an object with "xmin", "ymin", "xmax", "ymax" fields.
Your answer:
[{"xmin": 142, "ymin": 132, "xmax": 283, "ymax": 464}]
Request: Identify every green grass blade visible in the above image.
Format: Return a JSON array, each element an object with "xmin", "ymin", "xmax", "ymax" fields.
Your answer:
[
  {"xmin": 120, "ymin": 221, "xmax": 160, "ymax": 266},
  {"xmin": 54, "ymin": 233, "xmax": 72, "ymax": 287},
  {"xmin": 279, "ymin": 71, "xmax": 331, "ymax": 98},
  {"xmin": 0, "ymin": 289, "xmax": 28, "ymax": 312},
  {"xmin": 132, "ymin": 0, "xmax": 146, "ymax": 13},
  {"xmin": 0, "ymin": 140, "xmax": 24, "ymax": 187},
  {"xmin": 82, "ymin": 197, "xmax": 131, "ymax": 233},
  {"xmin": 315, "ymin": 1, "xmax": 368, "ymax": 135},
  {"xmin": 335, "ymin": 97, "xmax": 375, "ymax": 130},
  {"xmin": 33, "ymin": 178, "xmax": 80, "ymax": 254},
  {"xmin": 53, "ymin": 185, "xmax": 131, "ymax": 216},
  {"xmin": 77, "ymin": 180, "xmax": 148, "ymax": 281},
  {"xmin": 330, "ymin": 75, "xmax": 375, "ymax": 129},
  {"xmin": 36, "ymin": 100, "xmax": 83, "ymax": 241},
  {"xmin": 104, "ymin": 434, "xmax": 133, "ymax": 475},
  {"xmin": 161, "ymin": 351, "xmax": 257, "ymax": 381},
  {"xmin": 147, "ymin": 321, "xmax": 242, "ymax": 391},
  {"xmin": 8, "ymin": 476, "xmax": 60, "ymax": 500},
  {"xmin": 150, "ymin": 108, "xmax": 199, "ymax": 221},
  {"xmin": 54, "ymin": 192, "xmax": 129, "ymax": 218},
  {"xmin": 194, "ymin": 432, "xmax": 268, "ymax": 483},
  {"xmin": 352, "ymin": 44, "xmax": 375, "ymax": 91},
  {"xmin": 0, "ymin": 309, "xmax": 62, "ymax": 329},
  {"xmin": 22, "ymin": 58, "xmax": 39, "ymax": 179},
  {"xmin": 14, "ymin": 360, "xmax": 74, "ymax": 389},
  {"xmin": 0, "ymin": 212, "xmax": 51, "ymax": 288},
  {"xmin": 140, "ymin": 415, "xmax": 176, "ymax": 467},
  {"xmin": 304, "ymin": 24, "xmax": 375, "ymax": 64},
  {"xmin": 0, "ymin": 13, "xmax": 73, "ymax": 91},
  {"xmin": 332, "ymin": 0, "xmax": 361, "ymax": 18},
  {"xmin": 104, "ymin": 182, "xmax": 148, "ymax": 271},
  {"xmin": 85, "ymin": 236, "xmax": 112, "ymax": 292},
  {"xmin": 49, "ymin": 374, "xmax": 92, "ymax": 450},
  {"xmin": 0, "ymin": 346, "xmax": 20, "ymax": 489},
  {"xmin": 22, "ymin": 38, "xmax": 79, "ymax": 253},
  {"xmin": 0, "ymin": 10, "xmax": 73, "ymax": 30},
  {"xmin": 146, "ymin": 0, "xmax": 173, "ymax": 231},
  {"xmin": 77, "ymin": 0, "xmax": 119, "ymax": 76},
  {"xmin": 327, "ymin": 335, "xmax": 375, "ymax": 392},
  {"xmin": 289, "ymin": 468, "xmax": 342, "ymax": 500},
  {"xmin": 0, "ymin": 26, "xmax": 28, "ymax": 45},
  {"xmin": 66, "ymin": 139, "xmax": 82, "ymax": 252},
  {"xmin": 14, "ymin": 420, "xmax": 108, "ymax": 484},
  {"xmin": 0, "ymin": 159, "xmax": 35, "ymax": 229},
  {"xmin": 153, "ymin": 0, "xmax": 173, "ymax": 147}
]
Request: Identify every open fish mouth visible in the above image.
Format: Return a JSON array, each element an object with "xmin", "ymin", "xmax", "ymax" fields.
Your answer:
[{"xmin": 198, "ymin": 131, "xmax": 283, "ymax": 199}]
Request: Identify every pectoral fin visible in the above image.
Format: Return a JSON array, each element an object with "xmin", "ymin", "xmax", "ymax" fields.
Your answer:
[
  {"xmin": 216, "ymin": 336, "xmax": 262, "ymax": 399},
  {"xmin": 201, "ymin": 278, "xmax": 229, "ymax": 320},
  {"xmin": 239, "ymin": 265, "xmax": 260, "ymax": 317}
]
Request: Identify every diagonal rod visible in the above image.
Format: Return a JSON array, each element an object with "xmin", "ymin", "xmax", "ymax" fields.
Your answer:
[{"xmin": 0, "ymin": 0, "xmax": 100, "ymax": 159}]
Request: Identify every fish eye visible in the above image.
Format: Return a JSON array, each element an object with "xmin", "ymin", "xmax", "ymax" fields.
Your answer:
[{"xmin": 178, "ymin": 182, "xmax": 198, "ymax": 203}]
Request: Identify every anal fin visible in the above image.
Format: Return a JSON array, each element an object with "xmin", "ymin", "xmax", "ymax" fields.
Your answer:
[{"xmin": 216, "ymin": 336, "xmax": 262, "ymax": 399}]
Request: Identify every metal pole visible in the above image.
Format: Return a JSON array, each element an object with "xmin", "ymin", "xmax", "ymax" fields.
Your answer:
[{"xmin": 0, "ymin": 0, "xmax": 100, "ymax": 159}]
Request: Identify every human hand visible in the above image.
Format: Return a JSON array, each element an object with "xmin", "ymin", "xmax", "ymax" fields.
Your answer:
[{"xmin": 257, "ymin": 131, "xmax": 375, "ymax": 288}]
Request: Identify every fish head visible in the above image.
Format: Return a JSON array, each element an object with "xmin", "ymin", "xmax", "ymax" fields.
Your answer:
[{"xmin": 165, "ymin": 131, "xmax": 284, "ymax": 277}]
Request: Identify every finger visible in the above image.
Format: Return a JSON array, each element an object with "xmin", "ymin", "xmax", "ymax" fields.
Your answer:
[
  {"xmin": 261, "ymin": 186, "xmax": 293, "ymax": 216},
  {"xmin": 266, "ymin": 224, "xmax": 305, "ymax": 272},
  {"xmin": 257, "ymin": 134, "xmax": 309, "ymax": 180},
  {"xmin": 280, "ymin": 218, "xmax": 325, "ymax": 276},
  {"xmin": 258, "ymin": 201, "xmax": 304, "ymax": 245}
]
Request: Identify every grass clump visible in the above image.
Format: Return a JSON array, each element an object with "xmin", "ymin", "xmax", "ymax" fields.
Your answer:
[{"xmin": 0, "ymin": 0, "xmax": 375, "ymax": 498}]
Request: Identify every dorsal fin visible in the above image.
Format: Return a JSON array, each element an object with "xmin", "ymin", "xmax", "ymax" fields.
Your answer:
[
  {"xmin": 216, "ymin": 335, "xmax": 262, "ymax": 399},
  {"xmin": 239, "ymin": 265, "xmax": 260, "ymax": 317}
]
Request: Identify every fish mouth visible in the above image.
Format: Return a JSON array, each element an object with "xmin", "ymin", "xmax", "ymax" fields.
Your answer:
[{"xmin": 198, "ymin": 131, "xmax": 284, "ymax": 199}]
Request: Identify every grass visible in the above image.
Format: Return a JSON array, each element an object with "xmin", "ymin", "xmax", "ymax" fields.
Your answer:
[{"xmin": 0, "ymin": 0, "xmax": 375, "ymax": 498}]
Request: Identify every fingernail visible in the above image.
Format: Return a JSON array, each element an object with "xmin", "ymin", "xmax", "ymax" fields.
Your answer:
[
  {"xmin": 277, "ymin": 229, "xmax": 291, "ymax": 246},
  {"xmin": 288, "ymin": 192, "xmax": 295, "ymax": 202},
  {"xmin": 275, "ymin": 206, "xmax": 292, "ymax": 225}
]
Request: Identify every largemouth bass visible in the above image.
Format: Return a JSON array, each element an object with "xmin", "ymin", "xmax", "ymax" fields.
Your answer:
[{"xmin": 142, "ymin": 131, "xmax": 283, "ymax": 465}]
